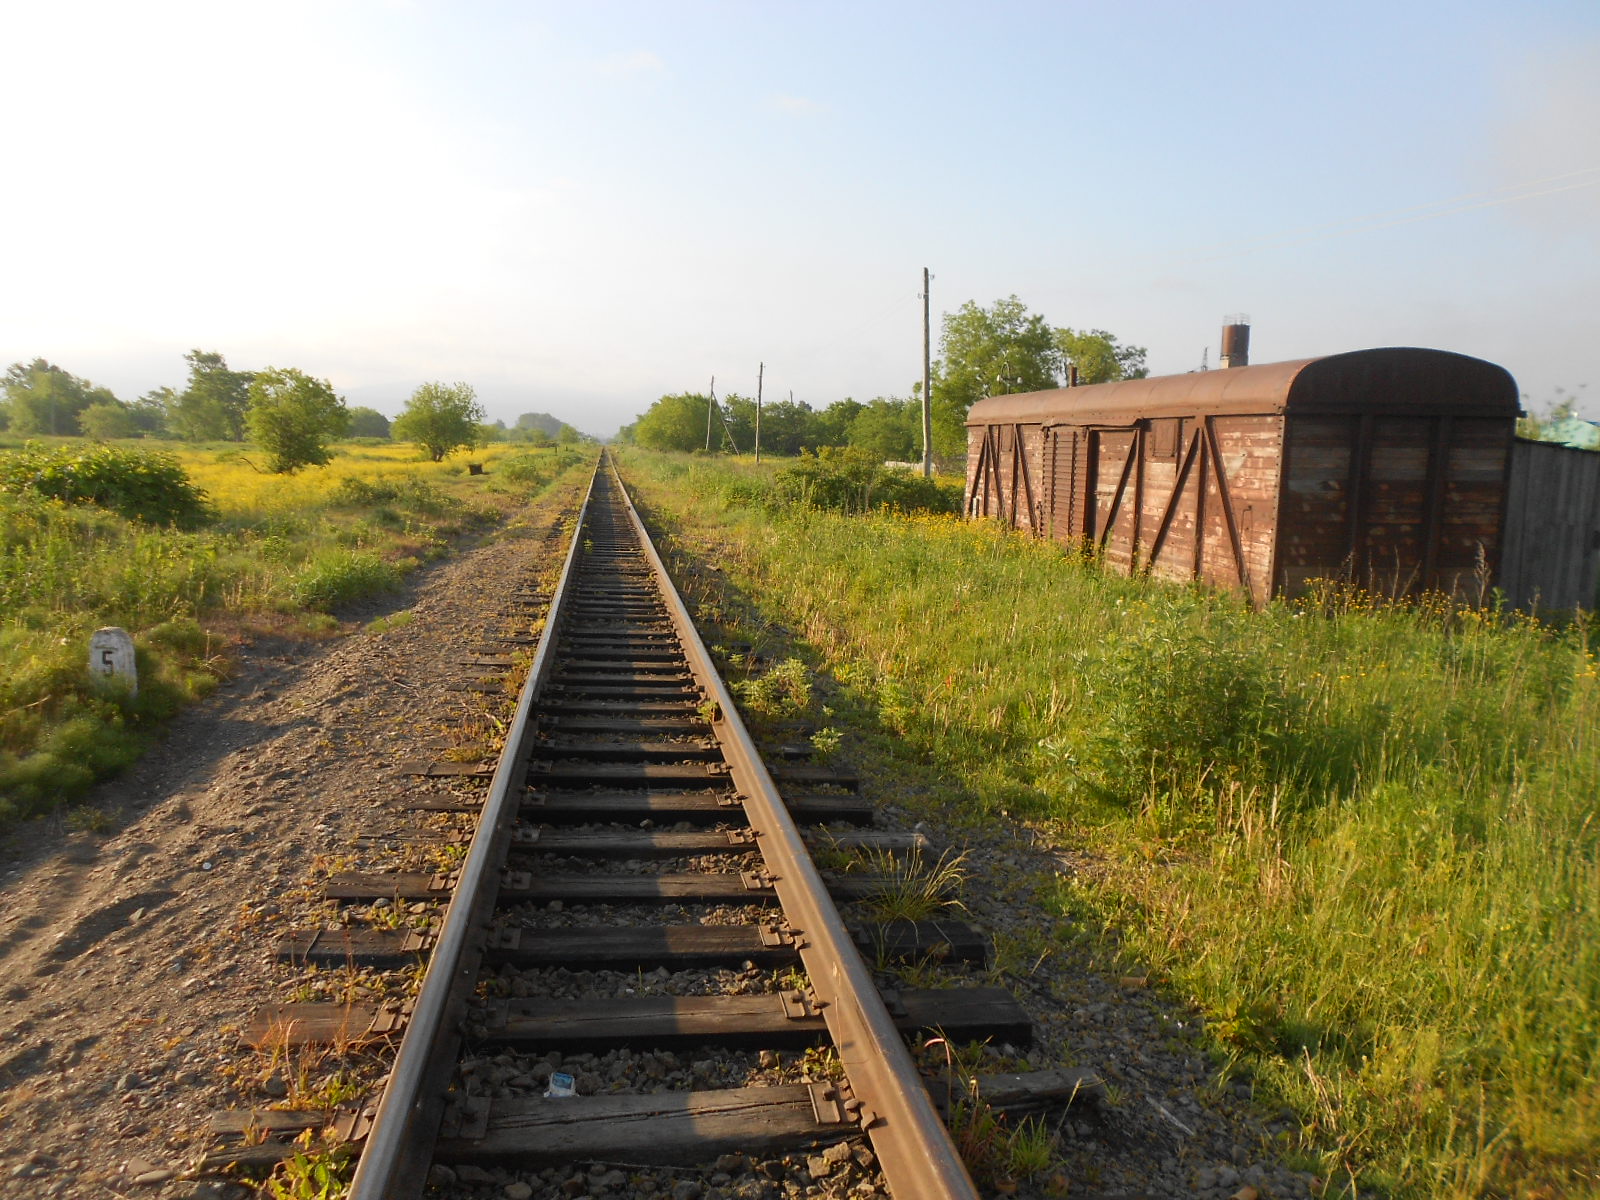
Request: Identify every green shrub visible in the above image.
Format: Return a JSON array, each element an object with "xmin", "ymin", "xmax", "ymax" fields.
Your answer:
[
  {"xmin": 773, "ymin": 447, "xmax": 879, "ymax": 512},
  {"xmin": 142, "ymin": 617, "xmax": 212, "ymax": 658},
  {"xmin": 291, "ymin": 551, "xmax": 402, "ymax": 611},
  {"xmin": 0, "ymin": 443, "xmax": 215, "ymax": 527},
  {"xmin": 733, "ymin": 657, "xmax": 812, "ymax": 724},
  {"xmin": 330, "ymin": 475, "xmax": 452, "ymax": 515},
  {"xmin": 772, "ymin": 447, "xmax": 959, "ymax": 515},
  {"xmin": 717, "ymin": 476, "xmax": 773, "ymax": 509},
  {"xmin": 0, "ymin": 711, "xmax": 146, "ymax": 821},
  {"xmin": 1079, "ymin": 615, "xmax": 1305, "ymax": 807},
  {"xmin": 495, "ymin": 454, "xmax": 554, "ymax": 485},
  {"xmin": 871, "ymin": 469, "xmax": 963, "ymax": 515}
]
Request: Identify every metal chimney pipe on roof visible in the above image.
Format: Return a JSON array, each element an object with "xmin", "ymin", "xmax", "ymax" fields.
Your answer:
[{"xmin": 1220, "ymin": 315, "xmax": 1250, "ymax": 368}]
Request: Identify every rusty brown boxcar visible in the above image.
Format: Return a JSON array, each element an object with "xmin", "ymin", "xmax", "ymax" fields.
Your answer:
[{"xmin": 964, "ymin": 347, "xmax": 1519, "ymax": 605}]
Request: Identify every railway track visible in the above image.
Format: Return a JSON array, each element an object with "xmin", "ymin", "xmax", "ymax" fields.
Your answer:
[{"xmin": 203, "ymin": 452, "xmax": 1058, "ymax": 1198}]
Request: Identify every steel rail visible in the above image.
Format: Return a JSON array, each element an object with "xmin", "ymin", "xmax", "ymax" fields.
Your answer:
[
  {"xmin": 347, "ymin": 460, "xmax": 599, "ymax": 1200},
  {"xmin": 610, "ymin": 456, "xmax": 982, "ymax": 1200}
]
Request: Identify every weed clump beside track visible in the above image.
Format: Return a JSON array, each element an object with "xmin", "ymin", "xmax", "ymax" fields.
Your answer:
[{"xmin": 621, "ymin": 447, "xmax": 1600, "ymax": 1200}]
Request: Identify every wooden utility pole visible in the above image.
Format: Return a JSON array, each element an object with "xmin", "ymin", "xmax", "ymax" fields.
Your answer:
[
  {"xmin": 705, "ymin": 376, "xmax": 716, "ymax": 452},
  {"xmin": 755, "ymin": 362, "xmax": 764, "ymax": 463},
  {"xmin": 921, "ymin": 267, "xmax": 933, "ymax": 478}
]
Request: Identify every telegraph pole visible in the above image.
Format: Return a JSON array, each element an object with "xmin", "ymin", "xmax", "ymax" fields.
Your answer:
[
  {"xmin": 705, "ymin": 376, "xmax": 716, "ymax": 452},
  {"xmin": 755, "ymin": 362, "xmax": 764, "ymax": 463},
  {"xmin": 921, "ymin": 267, "xmax": 933, "ymax": 478}
]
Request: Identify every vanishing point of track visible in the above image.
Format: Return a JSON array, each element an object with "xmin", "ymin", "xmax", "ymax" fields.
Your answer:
[{"xmin": 207, "ymin": 453, "xmax": 1053, "ymax": 1197}]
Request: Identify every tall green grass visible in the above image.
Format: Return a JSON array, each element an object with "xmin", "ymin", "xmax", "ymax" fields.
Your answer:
[
  {"xmin": 0, "ymin": 441, "xmax": 580, "ymax": 827},
  {"xmin": 623, "ymin": 449, "xmax": 1600, "ymax": 1198}
]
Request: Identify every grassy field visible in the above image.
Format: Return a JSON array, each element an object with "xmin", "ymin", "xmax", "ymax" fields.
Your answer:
[
  {"xmin": 621, "ymin": 448, "xmax": 1600, "ymax": 1199},
  {"xmin": 0, "ymin": 437, "xmax": 587, "ymax": 828}
]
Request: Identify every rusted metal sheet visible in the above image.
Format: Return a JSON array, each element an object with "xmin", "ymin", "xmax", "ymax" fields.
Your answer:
[{"xmin": 965, "ymin": 348, "xmax": 1520, "ymax": 604}]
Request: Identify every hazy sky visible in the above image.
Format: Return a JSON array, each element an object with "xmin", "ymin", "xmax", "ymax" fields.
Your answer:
[{"xmin": 3, "ymin": 0, "xmax": 1597, "ymax": 436}]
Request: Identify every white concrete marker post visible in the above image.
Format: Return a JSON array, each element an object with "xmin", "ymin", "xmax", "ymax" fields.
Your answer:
[{"xmin": 89, "ymin": 627, "xmax": 138, "ymax": 698}]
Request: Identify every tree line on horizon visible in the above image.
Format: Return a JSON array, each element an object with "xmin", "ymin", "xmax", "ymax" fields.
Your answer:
[
  {"xmin": 618, "ymin": 296, "xmax": 1147, "ymax": 461},
  {"xmin": 0, "ymin": 352, "xmax": 586, "ymax": 470}
]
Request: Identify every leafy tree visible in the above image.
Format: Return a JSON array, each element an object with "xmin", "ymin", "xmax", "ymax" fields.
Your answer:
[
  {"xmin": 246, "ymin": 367, "xmax": 350, "ymax": 473},
  {"xmin": 1517, "ymin": 385, "xmax": 1591, "ymax": 442},
  {"xmin": 347, "ymin": 406, "xmax": 391, "ymax": 438},
  {"xmin": 515, "ymin": 411, "xmax": 565, "ymax": 438},
  {"xmin": 171, "ymin": 350, "xmax": 252, "ymax": 441},
  {"xmin": 78, "ymin": 400, "xmax": 139, "ymax": 439},
  {"xmin": 393, "ymin": 381, "xmax": 485, "ymax": 462},
  {"xmin": 812, "ymin": 399, "xmax": 863, "ymax": 447},
  {"xmin": 131, "ymin": 388, "xmax": 174, "ymax": 437},
  {"xmin": 931, "ymin": 296, "xmax": 1059, "ymax": 457},
  {"xmin": 848, "ymin": 397, "xmax": 921, "ymax": 462},
  {"xmin": 718, "ymin": 394, "xmax": 757, "ymax": 453},
  {"xmin": 2, "ymin": 359, "xmax": 115, "ymax": 436},
  {"xmin": 508, "ymin": 411, "xmax": 583, "ymax": 444},
  {"xmin": 755, "ymin": 398, "xmax": 823, "ymax": 456},
  {"xmin": 934, "ymin": 296, "xmax": 1060, "ymax": 405},
  {"xmin": 1056, "ymin": 327, "xmax": 1148, "ymax": 384},
  {"xmin": 633, "ymin": 392, "xmax": 712, "ymax": 452}
]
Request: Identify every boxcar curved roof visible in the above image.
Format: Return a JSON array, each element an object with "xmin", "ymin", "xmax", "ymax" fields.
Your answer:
[{"xmin": 965, "ymin": 347, "xmax": 1519, "ymax": 427}]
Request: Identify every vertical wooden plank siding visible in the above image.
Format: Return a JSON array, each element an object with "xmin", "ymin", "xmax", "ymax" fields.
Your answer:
[
  {"xmin": 1499, "ymin": 441, "xmax": 1600, "ymax": 611},
  {"xmin": 1419, "ymin": 416, "xmax": 1454, "ymax": 588},
  {"xmin": 1278, "ymin": 415, "xmax": 1512, "ymax": 598}
]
